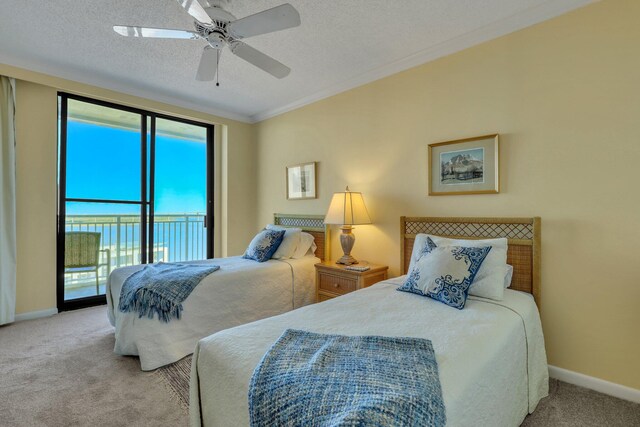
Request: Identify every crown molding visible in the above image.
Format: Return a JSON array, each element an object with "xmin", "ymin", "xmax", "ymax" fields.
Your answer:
[
  {"xmin": 250, "ymin": 0, "xmax": 596, "ymax": 123},
  {"xmin": 1, "ymin": 0, "xmax": 596, "ymax": 125},
  {"xmin": 0, "ymin": 54, "xmax": 252, "ymax": 124}
]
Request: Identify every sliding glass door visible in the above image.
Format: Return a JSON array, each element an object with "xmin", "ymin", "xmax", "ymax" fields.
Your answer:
[
  {"xmin": 57, "ymin": 94, "xmax": 214, "ymax": 311},
  {"xmin": 152, "ymin": 118, "xmax": 211, "ymax": 263}
]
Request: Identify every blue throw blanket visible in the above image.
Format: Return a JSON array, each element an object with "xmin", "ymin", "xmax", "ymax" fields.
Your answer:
[
  {"xmin": 249, "ymin": 329, "xmax": 446, "ymax": 427},
  {"xmin": 118, "ymin": 262, "xmax": 219, "ymax": 323}
]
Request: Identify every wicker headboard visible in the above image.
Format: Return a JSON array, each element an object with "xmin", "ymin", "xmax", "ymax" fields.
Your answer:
[
  {"xmin": 401, "ymin": 217, "xmax": 541, "ymax": 304},
  {"xmin": 273, "ymin": 214, "xmax": 330, "ymax": 261}
]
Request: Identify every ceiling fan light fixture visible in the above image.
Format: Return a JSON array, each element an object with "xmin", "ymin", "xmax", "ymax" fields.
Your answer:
[{"xmin": 206, "ymin": 33, "xmax": 225, "ymax": 49}]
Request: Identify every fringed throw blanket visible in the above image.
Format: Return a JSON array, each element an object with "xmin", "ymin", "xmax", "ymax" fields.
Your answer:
[
  {"xmin": 119, "ymin": 263, "xmax": 219, "ymax": 323},
  {"xmin": 249, "ymin": 329, "xmax": 446, "ymax": 427}
]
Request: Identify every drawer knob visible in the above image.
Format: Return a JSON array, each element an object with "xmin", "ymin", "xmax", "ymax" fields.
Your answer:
[{"xmin": 333, "ymin": 283, "xmax": 339, "ymax": 288}]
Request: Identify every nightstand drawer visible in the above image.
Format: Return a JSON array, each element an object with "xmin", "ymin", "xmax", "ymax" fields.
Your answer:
[
  {"xmin": 315, "ymin": 261, "xmax": 388, "ymax": 304},
  {"xmin": 318, "ymin": 273, "xmax": 357, "ymax": 295}
]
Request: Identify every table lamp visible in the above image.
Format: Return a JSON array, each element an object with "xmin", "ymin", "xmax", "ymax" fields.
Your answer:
[{"xmin": 324, "ymin": 187, "xmax": 372, "ymax": 265}]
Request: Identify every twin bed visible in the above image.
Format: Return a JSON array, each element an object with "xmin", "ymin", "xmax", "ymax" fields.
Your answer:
[
  {"xmin": 189, "ymin": 216, "xmax": 547, "ymax": 427},
  {"xmin": 106, "ymin": 214, "xmax": 329, "ymax": 371}
]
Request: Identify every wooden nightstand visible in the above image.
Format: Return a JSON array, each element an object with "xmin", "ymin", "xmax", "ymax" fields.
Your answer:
[{"xmin": 315, "ymin": 261, "xmax": 389, "ymax": 302}]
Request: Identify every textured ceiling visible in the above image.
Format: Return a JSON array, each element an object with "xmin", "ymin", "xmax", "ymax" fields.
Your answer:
[{"xmin": 0, "ymin": 0, "xmax": 593, "ymax": 122}]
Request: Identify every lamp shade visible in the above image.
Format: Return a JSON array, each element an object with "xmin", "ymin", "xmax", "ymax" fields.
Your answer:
[{"xmin": 324, "ymin": 187, "xmax": 372, "ymax": 226}]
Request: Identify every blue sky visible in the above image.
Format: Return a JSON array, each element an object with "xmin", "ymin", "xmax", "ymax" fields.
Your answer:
[{"xmin": 65, "ymin": 121, "xmax": 206, "ymax": 215}]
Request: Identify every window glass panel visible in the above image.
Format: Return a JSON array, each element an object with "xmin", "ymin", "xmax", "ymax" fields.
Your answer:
[
  {"xmin": 64, "ymin": 202, "xmax": 141, "ymax": 301},
  {"xmin": 153, "ymin": 118, "xmax": 207, "ymax": 261},
  {"xmin": 65, "ymin": 99, "xmax": 142, "ymax": 201}
]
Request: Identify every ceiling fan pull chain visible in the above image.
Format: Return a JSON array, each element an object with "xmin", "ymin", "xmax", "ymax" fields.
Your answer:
[{"xmin": 216, "ymin": 48, "xmax": 220, "ymax": 87}]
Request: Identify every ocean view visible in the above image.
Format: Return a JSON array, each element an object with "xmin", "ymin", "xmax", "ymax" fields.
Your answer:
[{"xmin": 65, "ymin": 120, "xmax": 207, "ymax": 215}]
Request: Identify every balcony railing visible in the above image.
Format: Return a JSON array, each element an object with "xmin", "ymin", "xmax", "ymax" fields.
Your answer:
[{"xmin": 64, "ymin": 213, "xmax": 207, "ymax": 290}]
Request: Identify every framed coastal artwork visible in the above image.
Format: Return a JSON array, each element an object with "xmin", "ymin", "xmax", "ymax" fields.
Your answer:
[
  {"xmin": 428, "ymin": 134, "xmax": 499, "ymax": 195},
  {"xmin": 286, "ymin": 162, "xmax": 317, "ymax": 200}
]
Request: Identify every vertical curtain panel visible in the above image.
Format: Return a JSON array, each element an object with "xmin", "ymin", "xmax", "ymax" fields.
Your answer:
[{"xmin": 0, "ymin": 76, "xmax": 17, "ymax": 325}]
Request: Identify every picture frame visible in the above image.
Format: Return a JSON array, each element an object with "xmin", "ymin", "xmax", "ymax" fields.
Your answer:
[
  {"xmin": 286, "ymin": 162, "xmax": 317, "ymax": 200},
  {"xmin": 428, "ymin": 134, "xmax": 499, "ymax": 195}
]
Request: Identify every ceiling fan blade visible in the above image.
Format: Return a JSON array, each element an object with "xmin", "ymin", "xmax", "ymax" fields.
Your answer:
[
  {"xmin": 176, "ymin": 0, "xmax": 213, "ymax": 25},
  {"xmin": 196, "ymin": 46, "xmax": 219, "ymax": 81},
  {"xmin": 206, "ymin": 6, "xmax": 237, "ymax": 22},
  {"xmin": 230, "ymin": 41, "xmax": 290, "ymax": 79},
  {"xmin": 113, "ymin": 26, "xmax": 199, "ymax": 39},
  {"xmin": 229, "ymin": 3, "xmax": 300, "ymax": 39}
]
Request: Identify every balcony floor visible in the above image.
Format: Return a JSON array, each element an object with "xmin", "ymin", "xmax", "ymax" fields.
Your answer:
[{"xmin": 65, "ymin": 281, "xmax": 107, "ymax": 301}]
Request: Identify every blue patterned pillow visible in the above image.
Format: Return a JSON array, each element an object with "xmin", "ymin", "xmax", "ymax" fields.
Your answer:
[
  {"xmin": 397, "ymin": 245, "xmax": 491, "ymax": 309},
  {"xmin": 243, "ymin": 229, "xmax": 286, "ymax": 262}
]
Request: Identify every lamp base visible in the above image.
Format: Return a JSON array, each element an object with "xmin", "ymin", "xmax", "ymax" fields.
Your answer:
[
  {"xmin": 336, "ymin": 254, "xmax": 358, "ymax": 265},
  {"xmin": 336, "ymin": 225, "xmax": 358, "ymax": 265}
]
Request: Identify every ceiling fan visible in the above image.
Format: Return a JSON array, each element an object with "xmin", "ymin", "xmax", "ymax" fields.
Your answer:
[{"xmin": 113, "ymin": 0, "xmax": 300, "ymax": 84}]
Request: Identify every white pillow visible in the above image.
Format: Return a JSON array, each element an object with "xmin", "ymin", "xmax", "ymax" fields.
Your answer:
[
  {"xmin": 307, "ymin": 242, "xmax": 318, "ymax": 257},
  {"xmin": 291, "ymin": 232, "xmax": 316, "ymax": 259},
  {"xmin": 409, "ymin": 234, "xmax": 508, "ymax": 301},
  {"xmin": 266, "ymin": 225, "xmax": 301, "ymax": 259},
  {"xmin": 504, "ymin": 264, "xmax": 514, "ymax": 288}
]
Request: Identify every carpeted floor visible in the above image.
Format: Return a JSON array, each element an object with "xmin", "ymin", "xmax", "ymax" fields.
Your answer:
[
  {"xmin": 0, "ymin": 306, "xmax": 186, "ymax": 427},
  {"xmin": 1, "ymin": 306, "xmax": 638, "ymax": 426},
  {"xmin": 522, "ymin": 379, "xmax": 639, "ymax": 426}
]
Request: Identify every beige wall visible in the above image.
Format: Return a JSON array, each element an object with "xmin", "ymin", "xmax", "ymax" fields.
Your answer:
[
  {"xmin": 0, "ymin": 64, "xmax": 257, "ymax": 315},
  {"xmin": 14, "ymin": 81, "xmax": 58, "ymax": 314},
  {"xmin": 255, "ymin": 0, "xmax": 640, "ymax": 389}
]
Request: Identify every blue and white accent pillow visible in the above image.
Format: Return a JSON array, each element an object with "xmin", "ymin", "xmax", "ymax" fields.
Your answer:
[
  {"xmin": 398, "ymin": 242, "xmax": 492, "ymax": 309},
  {"xmin": 243, "ymin": 229, "xmax": 286, "ymax": 263}
]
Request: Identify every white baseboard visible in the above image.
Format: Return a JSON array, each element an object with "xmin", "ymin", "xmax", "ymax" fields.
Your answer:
[
  {"xmin": 549, "ymin": 365, "xmax": 640, "ymax": 404},
  {"xmin": 14, "ymin": 308, "xmax": 58, "ymax": 322}
]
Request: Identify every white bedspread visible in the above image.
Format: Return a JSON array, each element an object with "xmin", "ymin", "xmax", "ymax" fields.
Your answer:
[
  {"xmin": 190, "ymin": 277, "xmax": 548, "ymax": 427},
  {"xmin": 106, "ymin": 255, "xmax": 318, "ymax": 371}
]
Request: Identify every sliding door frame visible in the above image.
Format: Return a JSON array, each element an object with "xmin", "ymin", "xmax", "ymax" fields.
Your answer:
[{"xmin": 57, "ymin": 93, "xmax": 214, "ymax": 311}]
